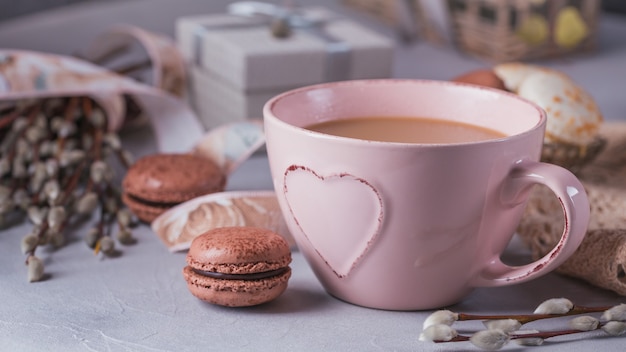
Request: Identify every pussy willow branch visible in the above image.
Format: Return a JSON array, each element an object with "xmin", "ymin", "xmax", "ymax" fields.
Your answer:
[
  {"xmin": 456, "ymin": 305, "xmax": 613, "ymax": 325},
  {"xmin": 57, "ymin": 159, "xmax": 88, "ymax": 206},
  {"xmin": 7, "ymin": 102, "xmax": 40, "ymax": 162},
  {"xmin": 0, "ymin": 107, "xmax": 19, "ymax": 129},
  {"xmin": 81, "ymin": 96, "xmax": 92, "ymax": 117},
  {"xmin": 438, "ymin": 322, "xmax": 612, "ymax": 344},
  {"xmin": 55, "ymin": 97, "xmax": 79, "ymax": 158},
  {"xmin": 23, "ymin": 221, "xmax": 49, "ymax": 263}
]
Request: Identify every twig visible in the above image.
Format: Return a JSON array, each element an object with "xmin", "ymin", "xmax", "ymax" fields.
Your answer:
[{"xmin": 457, "ymin": 305, "xmax": 613, "ymax": 325}]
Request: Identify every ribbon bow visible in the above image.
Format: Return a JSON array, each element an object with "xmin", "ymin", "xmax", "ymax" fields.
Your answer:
[
  {"xmin": 193, "ymin": 1, "xmax": 350, "ymax": 83},
  {"xmin": 227, "ymin": 1, "xmax": 329, "ymax": 38}
]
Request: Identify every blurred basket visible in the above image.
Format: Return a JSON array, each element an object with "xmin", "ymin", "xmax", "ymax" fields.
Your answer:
[
  {"xmin": 541, "ymin": 136, "xmax": 607, "ymax": 174},
  {"xmin": 342, "ymin": 0, "xmax": 447, "ymax": 43},
  {"xmin": 447, "ymin": 0, "xmax": 601, "ymax": 61},
  {"xmin": 343, "ymin": 0, "xmax": 398, "ymax": 24},
  {"xmin": 343, "ymin": 0, "xmax": 601, "ymax": 61}
]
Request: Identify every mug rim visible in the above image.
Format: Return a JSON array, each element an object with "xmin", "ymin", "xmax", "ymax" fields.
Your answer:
[{"xmin": 263, "ymin": 79, "xmax": 547, "ymax": 148}]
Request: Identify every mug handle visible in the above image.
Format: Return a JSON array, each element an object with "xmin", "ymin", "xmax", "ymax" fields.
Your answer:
[{"xmin": 472, "ymin": 160, "xmax": 590, "ymax": 287}]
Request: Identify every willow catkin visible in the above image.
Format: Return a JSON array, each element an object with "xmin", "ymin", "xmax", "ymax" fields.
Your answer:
[{"xmin": 517, "ymin": 123, "xmax": 626, "ymax": 296}]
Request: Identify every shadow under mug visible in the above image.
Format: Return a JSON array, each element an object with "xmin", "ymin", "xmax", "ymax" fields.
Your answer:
[{"xmin": 263, "ymin": 79, "xmax": 590, "ymax": 311}]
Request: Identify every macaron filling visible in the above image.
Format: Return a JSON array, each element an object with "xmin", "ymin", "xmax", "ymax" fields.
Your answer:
[
  {"xmin": 191, "ymin": 267, "xmax": 289, "ymax": 281},
  {"xmin": 125, "ymin": 193, "xmax": 182, "ymax": 208}
]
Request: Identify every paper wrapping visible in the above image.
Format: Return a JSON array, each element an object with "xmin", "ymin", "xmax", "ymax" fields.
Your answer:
[
  {"xmin": 517, "ymin": 122, "xmax": 626, "ymax": 296},
  {"xmin": 79, "ymin": 24, "xmax": 187, "ymax": 99},
  {"xmin": 0, "ymin": 49, "xmax": 201, "ymax": 154},
  {"xmin": 151, "ymin": 190, "xmax": 295, "ymax": 252}
]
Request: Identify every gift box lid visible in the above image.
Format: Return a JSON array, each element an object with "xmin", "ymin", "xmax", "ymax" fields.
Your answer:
[{"xmin": 176, "ymin": 7, "xmax": 394, "ymax": 91}]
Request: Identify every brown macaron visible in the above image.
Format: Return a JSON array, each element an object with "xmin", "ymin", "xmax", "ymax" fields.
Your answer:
[
  {"xmin": 122, "ymin": 153, "xmax": 226, "ymax": 223},
  {"xmin": 183, "ymin": 226, "xmax": 292, "ymax": 307}
]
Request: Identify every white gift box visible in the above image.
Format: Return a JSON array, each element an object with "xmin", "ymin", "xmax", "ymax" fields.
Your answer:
[
  {"xmin": 176, "ymin": 5, "xmax": 394, "ymax": 129},
  {"xmin": 189, "ymin": 65, "xmax": 281, "ymax": 127}
]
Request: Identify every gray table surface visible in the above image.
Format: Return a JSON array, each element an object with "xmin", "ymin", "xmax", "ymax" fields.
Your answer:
[{"xmin": 1, "ymin": 1, "xmax": 626, "ymax": 351}]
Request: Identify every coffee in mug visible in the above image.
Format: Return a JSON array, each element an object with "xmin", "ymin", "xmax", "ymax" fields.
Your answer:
[{"xmin": 306, "ymin": 116, "xmax": 507, "ymax": 144}]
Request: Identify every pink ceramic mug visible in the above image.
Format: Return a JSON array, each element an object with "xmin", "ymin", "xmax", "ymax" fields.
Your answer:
[{"xmin": 263, "ymin": 79, "xmax": 589, "ymax": 310}]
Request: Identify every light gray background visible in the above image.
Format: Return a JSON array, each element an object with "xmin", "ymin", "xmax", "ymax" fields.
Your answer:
[
  {"xmin": 0, "ymin": 0, "xmax": 103, "ymax": 21},
  {"xmin": 1, "ymin": 0, "xmax": 625, "ymax": 22},
  {"xmin": 1, "ymin": 1, "xmax": 626, "ymax": 351}
]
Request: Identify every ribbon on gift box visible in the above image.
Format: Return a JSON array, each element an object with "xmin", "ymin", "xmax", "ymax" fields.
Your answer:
[{"xmin": 191, "ymin": 1, "xmax": 351, "ymax": 83}]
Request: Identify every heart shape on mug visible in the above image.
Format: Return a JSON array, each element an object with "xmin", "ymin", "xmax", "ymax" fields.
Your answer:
[{"xmin": 283, "ymin": 165, "xmax": 384, "ymax": 278}]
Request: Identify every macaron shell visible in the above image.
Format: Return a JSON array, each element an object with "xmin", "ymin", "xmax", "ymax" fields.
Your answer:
[
  {"xmin": 183, "ymin": 265, "xmax": 291, "ymax": 307},
  {"xmin": 121, "ymin": 192, "xmax": 165, "ymax": 223},
  {"xmin": 186, "ymin": 227, "xmax": 291, "ymax": 274},
  {"xmin": 122, "ymin": 153, "xmax": 226, "ymax": 204}
]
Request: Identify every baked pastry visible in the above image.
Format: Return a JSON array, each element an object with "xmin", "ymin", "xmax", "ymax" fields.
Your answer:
[
  {"xmin": 183, "ymin": 226, "xmax": 292, "ymax": 307},
  {"xmin": 122, "ymin": 153, "xmax": 226, "ymax": 223},
  {"xmin": 453, "ymin": 63, "xmax": 604, "ymax": 172},
  {"xmin": 494, "ymin": 62, "xmax": 604, "ymax": 172}
]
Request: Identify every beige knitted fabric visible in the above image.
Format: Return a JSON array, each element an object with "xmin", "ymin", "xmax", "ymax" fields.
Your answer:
[{"xmin": 517, "ymin": 122, "xmax": 626, "ymax": 296}]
